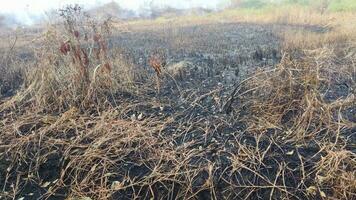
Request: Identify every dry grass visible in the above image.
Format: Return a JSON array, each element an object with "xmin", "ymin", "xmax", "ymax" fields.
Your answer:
[
  {"xmin": 225, "ymin": 46, "xmax": 354, "ymax": 200},
  {"xmin": 0, "ymin": 4, "xmax": 355, "ymax": 200},
  {"xmin": 0, "ymin": 6, "xmax": 143, "ymax": 112},
  {"xmin": 232, "ymin": 48, "xmax": 355, "ymax": 139},
  {"xmin": 224, "ymin": 12, "xmax": 356, "ymax": 198},
  {"xmin": 314, "ymin": 148, "xmax": 356, "ymax": 199}
]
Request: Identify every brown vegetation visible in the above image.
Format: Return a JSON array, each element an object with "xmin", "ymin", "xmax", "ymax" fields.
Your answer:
[{"xmin": 0, "ymin": 4, "xmax": 355, "ymax": 200}]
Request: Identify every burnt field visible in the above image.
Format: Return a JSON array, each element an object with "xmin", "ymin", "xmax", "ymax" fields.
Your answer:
[
  {"xmin": 0, "ymin": 5, "xmax": 355, "ymax": 200},
  {"xmin": 113, "ymin": 22, "xmax": 282, "ymax": 106}
]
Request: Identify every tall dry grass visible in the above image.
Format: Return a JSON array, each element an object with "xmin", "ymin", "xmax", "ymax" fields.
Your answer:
[
  {"xmin": 224, "ymin": 11, "xmax": 356, "ymax": 199},
  {"xmin": 1, "ymin": 5, "xmax": 143, "ymax": 113}
]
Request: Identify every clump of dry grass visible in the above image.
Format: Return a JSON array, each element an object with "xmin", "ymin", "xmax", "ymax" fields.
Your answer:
[
  {"xmin": 0, "ymin": 5, "xmax": 142, "ymax": 113},
  {"xmin": 230, "ymin": 47, "xmax": 355, "ymax": 143},
  {"xmin": 224, "ymin": 32, "xmax": 355, "ymax": 199},
  {"xmin": 0, "ymin": 107, "xmax": 164, "ymax": 199},
  {"xmin": 313, "ymin": 148, "xmax": 356, "ymax": 199}
]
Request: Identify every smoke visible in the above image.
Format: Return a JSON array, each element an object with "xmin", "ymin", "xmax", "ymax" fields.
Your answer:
[{"xmin": 0, "ymin": 0, "xmax": 232, "ymax": 27}]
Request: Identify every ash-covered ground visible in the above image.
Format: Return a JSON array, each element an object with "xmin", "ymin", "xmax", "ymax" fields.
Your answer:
[{"xmin": 111, "ymin": 22, "xmax": 281, "ymax": 116}]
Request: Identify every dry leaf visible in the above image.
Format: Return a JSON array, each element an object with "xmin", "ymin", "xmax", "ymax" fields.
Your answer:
[
  {"xmin": 306, "ymin": 186, "xmax": 317, "ymax": 195},
  {"xmin": 111, "ymin": 181, "xmax": 124, "ymax": 190},
  {"xmin": 320, "ymin": 190, "xmax": 326, "ymax": 198},
  {"xmin": 317, "ymin": 175, "xmax": 328, "ymax": 183},
  {"xmin": 138, "ymin": 113, "xmax": 144, "ymax": 120},
  {"xmin": 41, "ymin": 181, "xmax": 51, "ymax": 188}
]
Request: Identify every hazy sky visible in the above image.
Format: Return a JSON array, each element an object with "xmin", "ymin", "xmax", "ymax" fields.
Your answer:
[{"xmin": 0, "ymin": 0, "xmax": 230, "ymax": 24}]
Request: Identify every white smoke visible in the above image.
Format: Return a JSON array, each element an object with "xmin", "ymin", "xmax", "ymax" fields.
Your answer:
[{"xmin": 0, "ymin": 0, "xmax": 232, "ymax": 27}]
